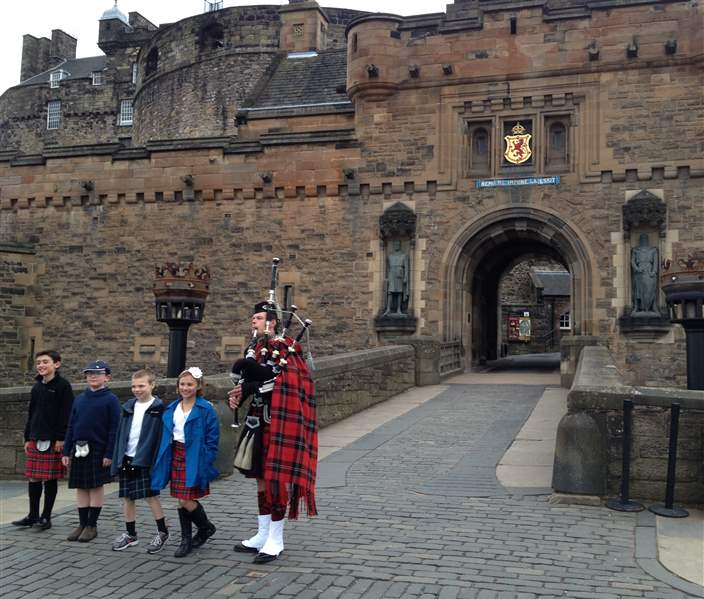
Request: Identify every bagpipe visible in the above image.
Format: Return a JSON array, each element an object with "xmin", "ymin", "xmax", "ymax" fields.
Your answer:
[{"xmin": 230, "ymin": 258, "xmax": 313, "ymax": 476}]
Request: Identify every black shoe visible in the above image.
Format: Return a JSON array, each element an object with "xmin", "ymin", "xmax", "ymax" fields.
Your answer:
[
  {"xmin": 253, "ymin": 551, "xmax": 280, "ymax": 564},
  {"xmin": 12, "ymin": 516, "xmax": 37, "ymax": 527},
  {"xmin": 32, "ymin": 517, "xmax": 52, "ymax": 531},
  {"xmin": 234, "ymin": 542, "xmax": 259, "ymax": 553}
]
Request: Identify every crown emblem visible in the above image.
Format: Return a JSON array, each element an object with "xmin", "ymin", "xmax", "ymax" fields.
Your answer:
[{"xmin": 511, "ymin": 122, "xmax": 526, "ymax": 135}]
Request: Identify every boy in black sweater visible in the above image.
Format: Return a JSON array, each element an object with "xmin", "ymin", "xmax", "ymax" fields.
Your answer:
[{"xmin": 13, "ymin": 350, "xmax": 74, "ymax": 531}]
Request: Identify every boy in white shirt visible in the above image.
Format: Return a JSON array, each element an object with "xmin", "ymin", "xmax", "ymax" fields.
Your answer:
[{"xmin": 110, "ymin": 369, "xmax": 169, "ymax": 553}]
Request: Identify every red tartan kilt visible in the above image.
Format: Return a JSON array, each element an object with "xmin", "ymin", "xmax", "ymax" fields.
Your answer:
[
  {"xmin": 24, "ymin": 441, "xmax": 65, "ymax": 480},
  {"xmin": 170, "ymin": 441, "xmax": 209, "ymax": 500}
]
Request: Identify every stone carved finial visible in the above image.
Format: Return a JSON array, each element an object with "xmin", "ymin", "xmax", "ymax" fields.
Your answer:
[
  {"xmin": 379, "ymin": 202, "xmax": 416, "ymax": 241},
  {"xmin": 622, "ymin": 191, "xmax": 666, "ymax": 238}
]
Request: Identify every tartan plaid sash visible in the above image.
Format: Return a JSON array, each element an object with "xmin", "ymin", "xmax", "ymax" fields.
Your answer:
[{"xmin": 260, "ymin": 337, "xmax": 318, "ymax": 519}]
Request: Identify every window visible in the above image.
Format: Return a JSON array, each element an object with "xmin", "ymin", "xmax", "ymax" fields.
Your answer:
[
  {"xmin": 91, "ymin": 71, "xmax": 104, "ymax": 86},
  {"xmin": 465, "ymin": 121, "xmax": 492, "ymax": 175},
  {"xmin": 545, "ymin": 117, "xmax": 570, "ymax": 170},
  {"xmin": 293, "ymin": 23, "xmax": 304, "ymax": 38},
  {"xmin": 49, "ymin": 70, "xmax": 66, "ymax": 88},
  {"xmin": 119, "ymin": 99, "xmax": 133, "ymax": 126},
  {"xmin": 132, "ymin": 63, "xmax": 138, "ymax": 84},
  {"xmin": 199, "ymin": 22, "xmax": 224, "ymax": 50},
  {"xmin": 46, "ymin": 101, "xmax": 61, "ymax": 129},
  {"xmin": 145, "ymin": 48, "xmax": 158, "ymax": 77},
  {"xmin": 559, "ymin": 311, "xmax": 571, "ymax": 330}
]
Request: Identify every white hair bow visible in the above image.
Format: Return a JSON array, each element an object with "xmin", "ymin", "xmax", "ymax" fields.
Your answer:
[{"xmin": 187, "ymin": 366, "xmax": 203, "ymax": 379}]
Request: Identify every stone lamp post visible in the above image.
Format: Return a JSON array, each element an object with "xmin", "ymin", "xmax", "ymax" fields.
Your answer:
[
  {"xmin": 661, "ymin": 254, "xmax": 704, "ymax": 390},
  {"xmin": 153, "ymin": 263, "xmax": 211, "ymax": 377}
]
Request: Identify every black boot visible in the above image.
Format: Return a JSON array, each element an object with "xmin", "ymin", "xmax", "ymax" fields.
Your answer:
[
  {"xmin": 190, "ymin": 502, "xmax": 216, "ymax": 548},
  {"xmin": 174, "ymin": 508, "xmax": 192, "ymax": 558}
]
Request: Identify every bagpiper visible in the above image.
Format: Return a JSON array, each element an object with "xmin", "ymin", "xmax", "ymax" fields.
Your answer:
[{"xmin": 228, "ymin": 258, "xmax": 317, "ymax": 564}]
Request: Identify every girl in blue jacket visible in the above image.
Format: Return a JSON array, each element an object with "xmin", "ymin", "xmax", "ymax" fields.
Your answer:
[{"xmin": 151, "ymin": 367, "xmax": 219, "ymax": 558}]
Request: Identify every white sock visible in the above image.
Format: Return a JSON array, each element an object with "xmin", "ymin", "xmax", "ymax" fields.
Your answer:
[
  {"xmin": 242, "ymin": 514, "xmax": 271, "ymax": 550},
  {"xmin": 259, "ymin": 519, "xmax": 284, "ymax": 556}
]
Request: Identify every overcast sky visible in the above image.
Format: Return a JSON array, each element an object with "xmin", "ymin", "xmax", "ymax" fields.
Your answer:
[{"xmin": 0, "ymin": 0, "xmax": 450, "ymax": 96}]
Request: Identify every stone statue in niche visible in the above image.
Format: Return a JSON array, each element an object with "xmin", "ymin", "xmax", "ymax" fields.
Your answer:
[
  {"xmin": 384, "ymin": 239, "xmax": 410, "ymax": 315},
  {"xmin": 631, "ymin": 233, "xmax": 659, "ymax": 314}
]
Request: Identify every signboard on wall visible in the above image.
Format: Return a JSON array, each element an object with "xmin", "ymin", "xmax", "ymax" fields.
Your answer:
[{"xmin": 508, "ymin": 316, "xmax": 531, "ymax": 341}]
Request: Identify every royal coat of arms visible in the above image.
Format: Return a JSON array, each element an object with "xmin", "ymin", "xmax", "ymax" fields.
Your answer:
[{"xmin": 504, "ymin": 122, "xmax": 532, "ymax": 165}]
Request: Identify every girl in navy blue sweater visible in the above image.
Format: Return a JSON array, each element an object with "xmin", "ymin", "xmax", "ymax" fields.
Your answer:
[{"xmin": 62, "ymin": 360, "xmax": 120, "ymax": 542}]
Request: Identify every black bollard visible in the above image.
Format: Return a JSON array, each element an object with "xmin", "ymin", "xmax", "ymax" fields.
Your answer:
[
  {"xmin": 607, "ymin": 399, "xmax": 644, "ymax": 512},
  {"xmin": 649, "ymin": 403, "xmax": 689, "ymax": 518}
]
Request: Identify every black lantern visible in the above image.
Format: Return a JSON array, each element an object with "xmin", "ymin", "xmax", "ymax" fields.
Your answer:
[
  {"xmin": 661, "ymin": 255, "xmax": 704, "ymax": 390},
  {"xmin": 153, "ymin": 263, "xmax": 210, "ymax": 377}
]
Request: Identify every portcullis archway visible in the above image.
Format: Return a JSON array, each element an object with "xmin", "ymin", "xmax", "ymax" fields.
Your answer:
[{"xmin": 442, "ymin": 208, "xmax": 596, "ymax": 367}]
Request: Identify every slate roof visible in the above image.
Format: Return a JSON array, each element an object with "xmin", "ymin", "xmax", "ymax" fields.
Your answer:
[
  {"xmin": 246, "ymin": 49, "xmax": 350, "ymax": 113},
  {"xmin": 19, "ymin": 56, "xmax": 108, "ymax": 86},
  {"xmin": 530, "ymin": 269, "xmax": 571, "ymax": 296}
]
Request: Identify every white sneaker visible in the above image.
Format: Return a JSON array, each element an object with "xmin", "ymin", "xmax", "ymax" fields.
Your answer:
[{"xmin": 112, "ymin": 532, "xmax": 138, "ymax": 551}]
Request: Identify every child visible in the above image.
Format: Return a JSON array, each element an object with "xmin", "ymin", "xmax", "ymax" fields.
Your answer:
[
  {"xmin": 151, "ymin": 367, "xmax": 219, "ymax": 558},
  {"xmin": 110, "ymin": 369, "xmax": 169, "ymax": 553},
  {"xmin": 13, "ymin": 350, "xmax": 74, "ymax": 531},
  {"xmin": 62, "ymin": 360, "xmax": 120, "ymax": 542}
]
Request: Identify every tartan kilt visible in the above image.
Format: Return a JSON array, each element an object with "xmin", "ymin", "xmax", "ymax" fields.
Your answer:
[
  {"xmin": 68, "ymin": 451, "xmax": 113, "ymax": 489},
  {"xmin": 170, "ymin": 441, "xmax": 209, "ymax": 500},
  {"xmin": 25, "ymin": 441, "xmax": 65, "ymax": 480},
  {"xmin": 118, "ymin": 457, "xmax": 159, "ymax": 500}
]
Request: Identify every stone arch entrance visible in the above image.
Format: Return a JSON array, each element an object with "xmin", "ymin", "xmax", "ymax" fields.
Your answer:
[{"xmin": 442, "ymin": 207, "xmax": 595, "ymax": 367}]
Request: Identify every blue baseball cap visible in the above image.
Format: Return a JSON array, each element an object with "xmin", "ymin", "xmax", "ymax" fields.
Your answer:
[{"xmin": 83, "ymin": 360, "xmax": 111, "ymax": 374}]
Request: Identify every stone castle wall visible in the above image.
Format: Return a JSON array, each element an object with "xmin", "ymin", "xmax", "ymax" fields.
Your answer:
[
  {"xmin": 0, "ymin": 0, "xmax": 702, "ymax": 386},
  {"xmin": 0, "ymin": 79, "xmax": 132, "ymax": 155}
]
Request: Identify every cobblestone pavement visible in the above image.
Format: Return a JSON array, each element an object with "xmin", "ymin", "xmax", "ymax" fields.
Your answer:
[{"xmin": 1, "ymin": 383, "xmax": 698, "ymax": 599}]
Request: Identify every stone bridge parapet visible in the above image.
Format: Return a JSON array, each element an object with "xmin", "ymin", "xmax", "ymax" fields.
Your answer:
[
  {"xmin": 553, "ymin": 345, "xmax": 704, "ymax": 503},
  {"xmin": 0, "ymin": 344, "xmax": 419, "ymax": 478}
]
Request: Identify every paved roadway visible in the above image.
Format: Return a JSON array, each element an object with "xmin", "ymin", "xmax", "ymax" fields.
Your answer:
[{"xmin": 1, "ymin": 357, "xmax": 702, "ymax": 599}]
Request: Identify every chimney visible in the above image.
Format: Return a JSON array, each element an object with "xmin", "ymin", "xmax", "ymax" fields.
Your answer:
[
  {"xmin": 20, "ymin": 35, "xmax": 51, "ymax": 82},
  {"xmin": 20, "ymin": 29, "xmax": 76, "ymax": 82},
  {"xmin": 50, "ymin": 30, "xmax": 77, "ymax": 64}
]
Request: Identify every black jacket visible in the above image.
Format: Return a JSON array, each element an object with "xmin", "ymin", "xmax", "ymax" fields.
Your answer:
[{"xmin": 24, "ymin": 373, "xmax": 75, "ymax": 442}]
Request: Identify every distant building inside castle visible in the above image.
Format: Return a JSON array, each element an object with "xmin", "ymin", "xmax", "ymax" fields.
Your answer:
[{"xmin": 0, "ymin": 0, "xmax": 702, "ymax": 388}]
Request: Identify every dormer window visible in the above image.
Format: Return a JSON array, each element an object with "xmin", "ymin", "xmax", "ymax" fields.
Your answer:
[
  {"xmin": 49, "ymin": 70, "xmax": 67, "ymax": 88},
  {"xmin": 92, "ymin": 71, "xmax": 105, "ymax": 86}
]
